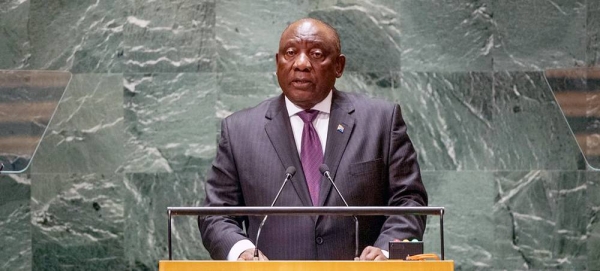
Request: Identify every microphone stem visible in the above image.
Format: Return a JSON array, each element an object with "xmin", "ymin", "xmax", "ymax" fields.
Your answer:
[
  {"xmin": 254, "ymin": 216, "xmax": 268, "ymax": 259},
  {"xmin": 325, "ymin": 172, "xmax": 350, "ymax": 207},
  {"xmin": 254, "ymin": 173, "xmax": 292, "ymax": 260},
  {"xmin": 324, "ymin": 171, "xmax": 360, "ymax": 259},
  {"xmin": 354, "ymin": 216, "xmax": 359, "ymax": 258}
]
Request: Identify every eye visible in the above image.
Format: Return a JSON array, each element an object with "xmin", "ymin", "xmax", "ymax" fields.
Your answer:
[
  {"xmin": 285, "ymin": 49, "xmax": 296, "ymax": 58},
  {"xmin": 310, "ymin": 50, "xmax": 323, "ymax": 59}
]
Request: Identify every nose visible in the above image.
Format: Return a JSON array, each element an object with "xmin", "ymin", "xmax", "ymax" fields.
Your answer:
[{"xmin": 293, "ymin": 53, "xmax": 312, "ymax": 71}]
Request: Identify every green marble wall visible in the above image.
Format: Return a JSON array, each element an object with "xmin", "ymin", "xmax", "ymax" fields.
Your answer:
[{"xmin": 1, "ymin": 0, "xmax": 599, "ymax": 270}]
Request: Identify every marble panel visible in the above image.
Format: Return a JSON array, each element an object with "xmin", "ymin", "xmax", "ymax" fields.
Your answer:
[
  {"xmin": 308, "ymin": 0, "xmax": 402, "ymax": 72},
  {"xmin": 492, "ymin": 0, "xmax": 586, "ymax": 71},
  {"xmin": 31, "ymin": 173, "xmax": 125, "ymax": 271},
  {"xmin": 334, "ymin": 71, "xmax": 400, "ymax": 101},
  {"xmin": 124, "ymin": 172, "xmax": 209, "ymax": 270},
  {"xmin": 587, "ymin": 171, "xmax": 600, "ymax": 270},
  {"xmin": 493, "ymin": 171, "xmax": 587, "ymax": 270},
  {"xmin": 398, "ymin": 71, "xmax": 583, "ymax": 171},
  {"xmin": 492, "ymin": 72, "xmax": 584, "ymax": 170},
  {"xmin": 399, "ymin": 72, "xmax": 495, "ymax": 170},
  {"xmin": 216, "ymin": 72, "xmax": 282, "ymax": 118},
  {"xmin": 216, "ymin": 0, "xmax": 401, "ymax": 72},
  {"xmin": 421, "ymin": 171, "xmax": 495, "ymax": 270},
  {"xmin": 122, "ymin": 0, "xmax": 216, "ymax": 73},
  {"xmin": 27, "ymin": 0, "xmax": 127, "ymax": 73},
  {"xmin": 0, "ymin": 174, "xmax": 31, "ymax": 271},
  {"xmin": 398, "ymin": 0, "xmax": 494, "ymax": 72},
  {"xmin": 0, "ymin": 0, "xmax": 30, "ymax": 69},
  {"xmin": 587, "ymin": 0, "xmax": 600, "ymax": 66},
  {"xmin": 30, "ymin": 74, "xmax": 125, "ymax": 174},
  {"xmin": 215, "ymin": 0, "xmax": 311, "ymax": 72},
  {"xmin": 123, "ymin": 73, "xmax": 217, "ymax": 173}
]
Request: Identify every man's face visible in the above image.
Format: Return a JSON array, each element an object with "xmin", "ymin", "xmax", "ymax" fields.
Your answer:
[{"xmin": 276, "ymin": 20, "xmax": 345, "ymax": 109}]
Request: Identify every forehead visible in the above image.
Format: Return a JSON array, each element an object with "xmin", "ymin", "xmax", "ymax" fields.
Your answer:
[{"xmin": 279, "ymin": 21, "xmax": 336, "ymax": 48}]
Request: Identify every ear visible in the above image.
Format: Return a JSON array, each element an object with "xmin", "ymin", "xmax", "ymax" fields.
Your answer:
[
  {"xmin": 275, "ymin": 53, "xmax": 279, "ymax": 65},
  {"xmin": 335, "ymin": 54, "xmax": 346, "ymax": 78}
]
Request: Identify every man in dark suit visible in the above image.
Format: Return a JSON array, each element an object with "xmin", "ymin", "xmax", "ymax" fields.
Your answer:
[{"xmin": 198, "ymin": 18, "xmax": 427, "ymax": 261}]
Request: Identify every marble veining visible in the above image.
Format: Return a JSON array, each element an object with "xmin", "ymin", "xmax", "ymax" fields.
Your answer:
[
  {"xmin": 123, "ymin": 0, "xmax": 216, "ymax": 73},
  {"xmin": 30, "ymin": 74, "xmax": 125, "ymax": 174},
  {"xmin": 491, "ymin": 72, "xmax": 584, "ymax": 170},
  {"xmin": 587, "ymin": 171, "xmax": 600, "ymax": 270},
  {"xmin": 587, "ymin": 0, "xmax": 600, "ymax": 66},
  {"xmin": 0, "ymin": 174, "xmax": 31, "ymax": 271},
  {"xmin": 215, "ymin": 0, "xmax": 310, "ymax": 72},
  {"xmin": 399, "ymin": 72, "xmax": 495, "ymax": 170},
  {"xmin": 309, "ymin": 3, "xmax": 402, "ymax": 72},
  {"xmin": 0, "ymin": 0, "xmax": 30, "ymax": 69},
  {"xmin": 31, "ymin": 173, "xmax": 125, "ymax": 270},
  {"xmin": 492, "ymin": 0, "xmax": 586, "ymax": 71},
  {"xmin": 123, "ymin": 73, "xmax": 217, "ymax": 173},
  {"xmin": 27, "ymin": 0, "xmax": 127, "ymax": 72},
  {"xmin": 0, "ymin": 0, "xmax": 599, "ymax": 270},
  {"xmin": 493, "ymin": 171, "xmax": 588, "ymax": 270},
  {"xmin": 399, "ymin": 0, "xmax": 494, "ymax": 72},
  {"xmin": 216, "ymin": 72, "xmax": 282, "ymax": 117},
  {"xmin": 422, "ymin": 171, "xmax": 495, "ymax": 269},
  {"xmin": 124, "ymin": 172, "xmax": 210, "ymax": 269}
]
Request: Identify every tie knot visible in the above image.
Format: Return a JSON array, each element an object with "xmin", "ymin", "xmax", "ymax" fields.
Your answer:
[{"xmin": 297, "ymin": 109, "xmax": 320, "ymax": 123}]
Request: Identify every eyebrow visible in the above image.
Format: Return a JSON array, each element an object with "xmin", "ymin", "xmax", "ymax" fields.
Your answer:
[{"xmin": 281, "ymin": 39, "xmax": 332, "ymax": 50}]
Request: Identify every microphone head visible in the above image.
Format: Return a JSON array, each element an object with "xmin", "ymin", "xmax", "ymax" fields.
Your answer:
[
  {"xmin": 285, "ymin": 166, "xmax": 297, "ymax": 177},
  {"xmin": 319, "ymin": 164, "xmax": 330, "ymax": 175}
]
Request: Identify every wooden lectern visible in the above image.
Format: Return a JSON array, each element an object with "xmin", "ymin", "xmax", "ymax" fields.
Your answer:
[
  {"xmin": 159, "ymin": 260, "xmax": 454, "ymax": 271},
  {"xmin": 162, "ymin": 207, "xmax": 453, "ymax": 270}
]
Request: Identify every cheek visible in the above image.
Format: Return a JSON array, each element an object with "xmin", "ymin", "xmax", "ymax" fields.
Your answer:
[{"xmin": 276, "ymin": 65, "xmax": 292, "ymax": 78}]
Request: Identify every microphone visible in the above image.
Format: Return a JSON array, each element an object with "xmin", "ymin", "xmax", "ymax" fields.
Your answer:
[
  {"xmin": 254, "ymin": 166, "xmax": 296, "ymax": 260},
  {"xmin": 319, "ymin": 164, "xmax": 359, "ymax": 259}
]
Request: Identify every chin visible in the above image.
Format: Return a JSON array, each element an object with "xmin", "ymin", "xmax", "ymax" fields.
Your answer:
[{"xmin": 287, "ymin": 90, "xmax": 311, "ymax": 98}]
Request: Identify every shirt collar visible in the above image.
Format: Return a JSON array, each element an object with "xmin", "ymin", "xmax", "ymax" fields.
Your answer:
[{"xmin": 285, "ymin": 90, "xmax": 333, "ymax": 117}]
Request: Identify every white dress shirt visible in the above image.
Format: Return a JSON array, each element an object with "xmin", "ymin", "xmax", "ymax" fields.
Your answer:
[{"xmin": 285, "ymin": 90, "xmax": 332, "ymax": 155}]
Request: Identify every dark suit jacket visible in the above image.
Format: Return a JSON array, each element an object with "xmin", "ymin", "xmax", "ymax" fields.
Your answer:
[{"xmin": 198, "ymin": 89, "xmax": 427, "ymax": 260}]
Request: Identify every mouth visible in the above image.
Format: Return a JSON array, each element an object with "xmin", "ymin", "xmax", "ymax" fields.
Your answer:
[{"xmin": 291, "ymin": 79, "xmax": 313, "ymax": 88}]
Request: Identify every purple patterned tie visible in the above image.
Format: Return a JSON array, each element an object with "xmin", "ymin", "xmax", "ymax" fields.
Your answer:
[{"xmin": 297, "ymin": 109, "xmax": 323, "ymax": 206}]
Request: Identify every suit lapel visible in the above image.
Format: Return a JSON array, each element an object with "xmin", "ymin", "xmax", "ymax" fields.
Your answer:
[
  {"xmin": 264, "ymin": 95, "xmax": 313, "ymax": 208},
  {"xmin": 318, "ymin": 90, "xmax": 355, "ymax": 206}
]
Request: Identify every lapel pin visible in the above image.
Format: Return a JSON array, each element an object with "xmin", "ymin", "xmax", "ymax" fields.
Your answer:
[{"xmin": 337, "ymin": 124, "xmax": 344, "ymax": 133}]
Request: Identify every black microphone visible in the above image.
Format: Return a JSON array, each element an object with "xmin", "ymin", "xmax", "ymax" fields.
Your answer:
[
  {"xmin": 319, "ymin": 164, "xmax": 359, "ymax": 259},
  {"xmin": 254, "ymin": 166, "xmax": 296, "ymax": 260}
]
